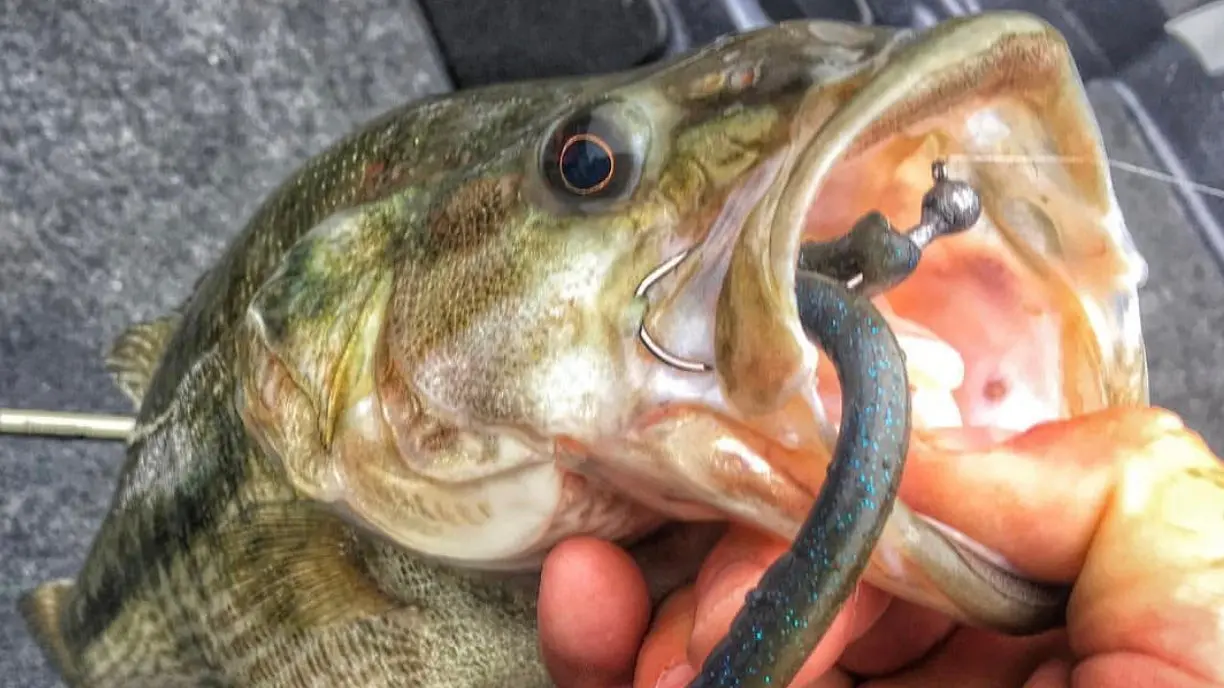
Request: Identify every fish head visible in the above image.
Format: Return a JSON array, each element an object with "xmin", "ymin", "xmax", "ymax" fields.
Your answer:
[
  {"xmin": 237, "ymin": 19, "xmax": 887, "ymax": 561},
  {"xmin": 238, "ymin": 11, "xmax": 1149, "ymax": 633}
]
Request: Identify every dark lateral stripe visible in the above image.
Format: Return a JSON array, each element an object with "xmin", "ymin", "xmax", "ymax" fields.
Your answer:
[{"xmin": 67, "ymin": 365, "xmax": 251, "ymax": 651}]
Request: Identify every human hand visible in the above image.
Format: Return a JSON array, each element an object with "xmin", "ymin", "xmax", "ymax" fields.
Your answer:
[{"xmin": 537, "ymin": 408, "xmax": 1224, "ymax": 688}]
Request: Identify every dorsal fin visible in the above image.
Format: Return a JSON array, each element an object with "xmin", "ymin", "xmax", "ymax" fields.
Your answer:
[{"xmin": 104, "ymin": 313, "xmax": 182, "ymax": 406}]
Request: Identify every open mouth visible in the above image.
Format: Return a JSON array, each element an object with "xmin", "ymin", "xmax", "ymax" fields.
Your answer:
[
  {"xmin": 723, "ymin": 10, "xmax": 1147, "ymax": 420},
  {"xmin": 633, "ymin": 12, "xmax": 1148, "ymax": 634}
]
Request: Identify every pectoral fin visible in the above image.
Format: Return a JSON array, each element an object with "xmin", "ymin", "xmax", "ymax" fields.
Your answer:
[{"xmin": 212, "ymin": 500, "xmax": 399, "ymax": 630}]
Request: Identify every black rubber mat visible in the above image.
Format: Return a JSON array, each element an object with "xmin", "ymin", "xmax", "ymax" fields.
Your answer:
[{"xmin": 417, "ymin": 0, "xmax": 670, "ymax": 86}]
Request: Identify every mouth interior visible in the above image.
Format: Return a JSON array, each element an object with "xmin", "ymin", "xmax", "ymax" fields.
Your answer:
[
  {"xmin": 643, "ymin": 22, "xmax": 1145, "ymax": 597},
  {"xmin": 690, "ymin": 93, "xmax": 1124, "ymax": 493},
  {"xmin": 798, "ymin": 139, "xmax": 1068, "ymax": 438}
]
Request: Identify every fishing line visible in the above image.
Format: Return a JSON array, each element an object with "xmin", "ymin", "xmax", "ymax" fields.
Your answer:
[{"xmin": 945, "ymin": 153, "xmax": 1224, "ymax": 200}]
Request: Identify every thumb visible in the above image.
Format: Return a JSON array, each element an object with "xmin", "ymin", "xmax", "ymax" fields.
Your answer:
[
  {"xmin": 898, "ymin": 407, "xmax": 1188, "ymax": 582},
  {"xmin": 902, "ymin": 407, "xmax": 1224, "ymax": 684}
]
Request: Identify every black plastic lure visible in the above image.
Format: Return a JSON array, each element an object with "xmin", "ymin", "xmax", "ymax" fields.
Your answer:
[{"xmin": 691, "ymin": 163, "xmax": 982, "ymax": 688}]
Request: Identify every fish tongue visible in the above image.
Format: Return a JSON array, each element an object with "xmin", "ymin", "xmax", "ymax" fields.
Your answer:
[
  {"xmin": 811, "ymin": 300, "xmax": 967, "ymax": 430},
  {"xmin": 876, "ymin": 298, "xmax": 965, "ymax": 390}
]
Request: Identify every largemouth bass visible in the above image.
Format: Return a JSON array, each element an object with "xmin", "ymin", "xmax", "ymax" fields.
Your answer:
[{"xmin": 19, "ymin": 11, "xmax": 1147, "ymax": 688}]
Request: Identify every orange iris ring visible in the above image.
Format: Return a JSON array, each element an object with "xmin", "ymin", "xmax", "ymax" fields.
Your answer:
[{"xmin": 558, "ymin": 133, "xmax": 616, "ymax": 195}]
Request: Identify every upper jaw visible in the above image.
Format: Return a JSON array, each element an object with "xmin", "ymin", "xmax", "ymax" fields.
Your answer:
[
  {"xmin": 632, "ymin": 10, "xmax": 1149, "ymax": 443},
  {"xmin": 643, "ymin": 12, "xmax": 1044, "ymax": 417}
]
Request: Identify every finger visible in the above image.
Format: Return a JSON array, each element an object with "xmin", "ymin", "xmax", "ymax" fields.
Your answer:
[
  {"xmin": 1023, "ymin": 659, "xmax": 1071, "ymax": 688},
  {"xmin": 635, "ymin": 588, "xmax": 698, "ymax": 688},
  {"xmin": 690, "ymin": 525, "xmax": 789, "ymax": 617},
  {"xmin": 540, "ymin": 537, "xmax": 651, "ymax": 688},
  {"xmin": 1066, "ymin": 423, "xmax": 1224, "ymax": 684},
  {"xmin": 801, "ymin": 669, "xmax": 856, "ymax": 688},
  {"xmin": 859, "ymin": 626, "xmax": 1069, "ymax": 688},
  {"xmin": 690, "ymin": 564, "xmax": 856, "ymax": 686},
  {"xmin": 905, "ymin": 406, "xmax": 1224, "ymax": 684},
  {"xmin": 644, "ymin": 664, "xmax": 858, "ymax": 688},
  {"xmin": 689, "ymin": 527, "xmax": 891, "ymax": 643},
  {"xmin": 898, "ymin": 407, "xmax": 1186, "ymax": 581},
  {"xmin": 637, "ymin": 525, "xmax": 890, "ymax": 688},
  {"xmin": 1072, "ymin": 653, "xmax": 1223, "ymax": 688},
  {"xmin": 838, "ymin": 596, "xmax": 955, "ymax": 676},
  {"xmin": 636, "ymin": 595, "xmax": 857, "ymax": 688}
]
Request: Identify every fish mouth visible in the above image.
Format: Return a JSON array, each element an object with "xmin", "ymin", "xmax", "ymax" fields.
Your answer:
[
  {"xmin": 718, "ymin": 12, "xmax": 1147, "ymax": 419},
  {"xmin": 640, "ymin": 12, "xmax": 1148, "ymax": 633}
]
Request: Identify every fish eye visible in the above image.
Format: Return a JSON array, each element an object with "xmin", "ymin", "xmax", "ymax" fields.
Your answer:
[
  {"xmin": 558, "ymin": 134, "xmax": 615, "ymax": 195},
  {"xmin": 542, "ymin": 104, "xmax": 641, "ymax": 204}
]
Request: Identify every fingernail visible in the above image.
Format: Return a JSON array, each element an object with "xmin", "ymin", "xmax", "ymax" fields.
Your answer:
[{"xmin": 654, "ymin": 662, "xmax": 697, "ymax": 688}]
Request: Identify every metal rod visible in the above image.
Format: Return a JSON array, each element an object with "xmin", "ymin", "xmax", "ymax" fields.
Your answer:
[{"xmin": 0, "ymin": 408, "xmax": 135, "ymax": 440}]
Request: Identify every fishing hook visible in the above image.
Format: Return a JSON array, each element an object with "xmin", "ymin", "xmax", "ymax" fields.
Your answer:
[{"xmin": 633, "ymin": 249, "xmax": 715, "ymax": 373}]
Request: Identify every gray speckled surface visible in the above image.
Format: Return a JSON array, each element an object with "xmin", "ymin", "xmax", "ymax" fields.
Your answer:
[
  {"xmin": 1, "ymin": 4, "xmax": 1222, "ymax": 687},
  {"xmin": 1089, "ymin": 79, "xmax": 1224, "ymax": 447}
]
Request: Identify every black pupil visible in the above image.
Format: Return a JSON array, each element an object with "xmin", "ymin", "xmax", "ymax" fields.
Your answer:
[{"xmin": 560, "ymin": 136, "xmax": 613, "ymax": 192}]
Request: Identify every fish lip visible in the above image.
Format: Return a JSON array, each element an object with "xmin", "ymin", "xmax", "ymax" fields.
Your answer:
[{"xmin": 911, "ymin": 508, "xmax": 1071, "ymax": 631}]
